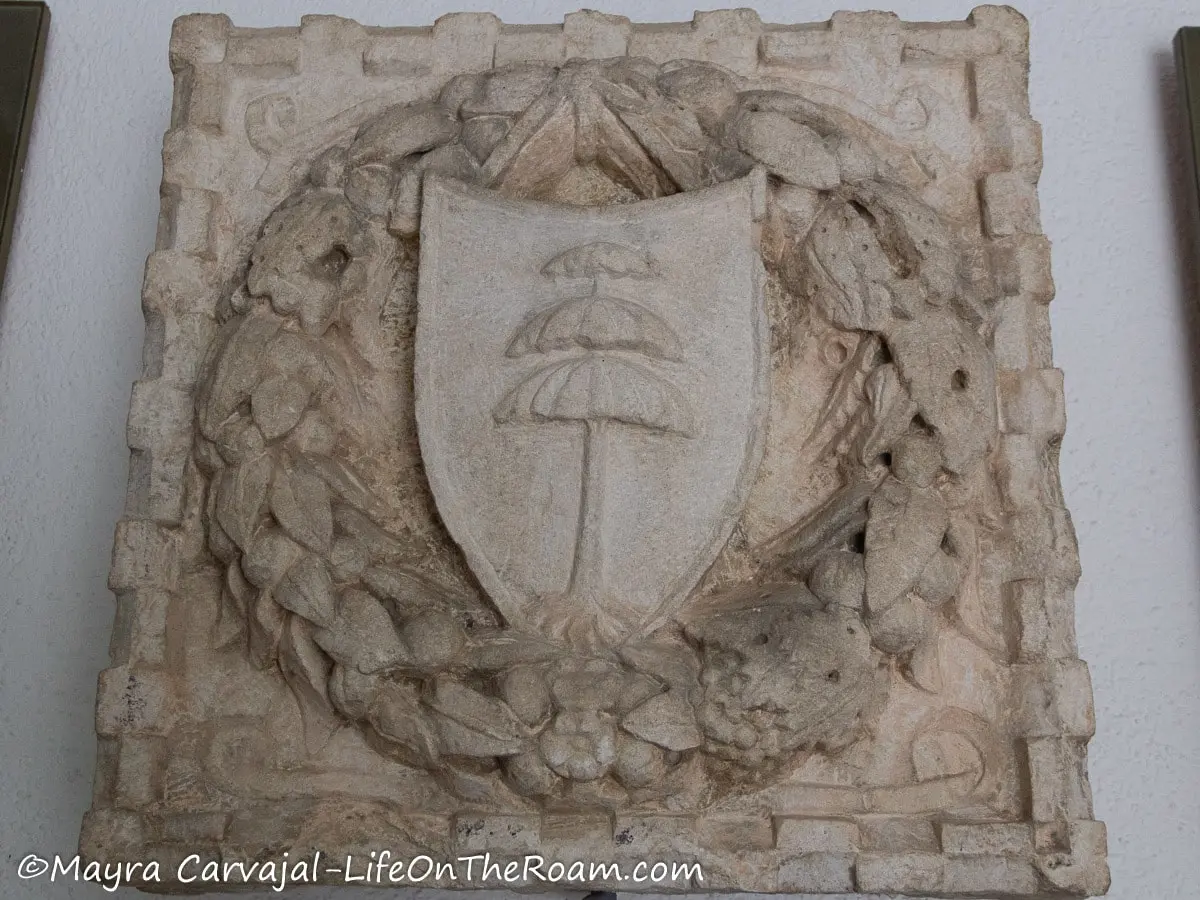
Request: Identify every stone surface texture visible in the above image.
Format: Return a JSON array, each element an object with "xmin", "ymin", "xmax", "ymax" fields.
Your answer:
[{"xmin": 80, "ymin": 6, "xmax": 1107, "ymax": 897}]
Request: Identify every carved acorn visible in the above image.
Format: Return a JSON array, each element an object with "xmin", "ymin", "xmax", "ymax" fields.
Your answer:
[
  {"xmin": 613, "ymin": 732, "xmax": 669, "ymax": 788},
  {"xmin": 807, "ymin": 549, "xmax": 866, "ymax": 610},
  {"xmin": 399, "ymin": 610, "xmax": 467, "ymax": 671},
  {"xmin": 865, "ymin": 593, "xmax": 932, "ymax": 657},
  {"xmin": 502, "ymin": 749, "xmax": 559, "ymax": 797}
]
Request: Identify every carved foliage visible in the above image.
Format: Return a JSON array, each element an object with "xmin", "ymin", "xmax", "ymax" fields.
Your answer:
[{"xmin": 193, "ymin": 56, "xmax": 1007, "ymax": 811}]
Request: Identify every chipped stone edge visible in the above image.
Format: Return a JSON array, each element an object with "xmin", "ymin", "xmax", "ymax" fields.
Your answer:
[{"xmin": 81, "ymin": 7, "xmax": 1108, "ymax": 897}]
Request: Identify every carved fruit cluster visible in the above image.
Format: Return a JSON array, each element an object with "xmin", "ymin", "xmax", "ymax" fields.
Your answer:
[{"xmin": 687, "ymin": 585, "xmax": 875, "ymax": 770}]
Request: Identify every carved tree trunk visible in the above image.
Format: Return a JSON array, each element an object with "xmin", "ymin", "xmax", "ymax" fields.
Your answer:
[{"xmin": 568, "ymin": 418, "xmax": 609, "ymax": 608}]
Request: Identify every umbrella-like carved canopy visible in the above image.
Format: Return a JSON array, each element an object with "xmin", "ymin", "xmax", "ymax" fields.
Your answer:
[
  {"xmin": 505, "ymin": 293, "xmax": 683, "ymax": 360},
  {"xmin": 493, "ymin": 354, "xmax": 695, "ymax": 436},
  {"xmin": 495, "ymin": 239, "xmax": 694, "ymax": 433},
  {"xmin": 492, "ymin": 239, "xmax": 696, "ymax": 643},
  {"xmin": 540, "ymin": 241, "xmax": 658, "ymax": 279},
  {"xmin": 507, "ymin": 241, "xmax": 680, "ymax": 360}
]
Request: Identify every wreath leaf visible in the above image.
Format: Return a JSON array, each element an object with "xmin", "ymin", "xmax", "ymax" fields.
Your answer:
[
  {"xmin": 269, "ymin": 460, "xmax": 333, "ymax": 554},
  {"xmin": 197, "ymin": 311, "xmax": 282, "ymax": 441},
  {"xmin": 275, "ymin": 553, "xmax": 337, "ymax": 628},
  {"xmin": 280, "ymin": 615, "xmax": 339, "ymax": 753},
  {"xmin": 214, "ymin": 453, "xmax": 272, "ymax": 552},
  {"xmin": 469, "ymin": 628, "xmax": 568, "ymax": 671},
  {"xmin": 298, "ymin": 453, "xmax": 375, "ymax": 512},
  {"xmin": 856, "ymin": 363, "xmax": 918, "ymax": 464},
  {"xmin": 803, "ymin": 199, "xmax": 896, "ymax": 332},
  {"xmin": 425, "ymin": 677, "xmax": 529, "ymax": 757},
  {"xmin": 621, "ymin": 691, "xmax": 702, "ymax": 751},
  {"xmin": 370, "ymin": 680, "xmax": 440, "ymax": 767},
  {"xmin": 248, "ymin": 588, "xmax": 285, "ymax": 669}
]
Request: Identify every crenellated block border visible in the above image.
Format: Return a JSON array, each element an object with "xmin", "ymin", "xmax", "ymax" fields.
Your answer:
[{"xmin": 83, "ymin": 7, "xmax": 1106, "ymax": 897}]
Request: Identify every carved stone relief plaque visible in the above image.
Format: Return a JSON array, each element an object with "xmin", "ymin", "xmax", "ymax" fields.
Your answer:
[{"xmin": 83, "ymin": 8, "xmax": 1107, "ymax": 897}]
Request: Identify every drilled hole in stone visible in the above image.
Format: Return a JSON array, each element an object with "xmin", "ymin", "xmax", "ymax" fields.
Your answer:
[
  {"xmin": 316, "ymin": 245, "xmax": 351, "ymax": 279},
  {"xmin": 951, "ymin": 368, "xmax": 969, "ymax": 391}
]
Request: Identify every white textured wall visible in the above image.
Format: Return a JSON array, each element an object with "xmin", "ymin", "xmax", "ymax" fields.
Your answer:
[{"xmin": 1, "ymin": 2, "xmax": 1196, "ymax": 898}]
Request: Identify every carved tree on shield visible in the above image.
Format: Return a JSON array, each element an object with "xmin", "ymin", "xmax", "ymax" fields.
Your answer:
[{"xmin": 494, "ymin": 241, "xmax": 695, "ymax": 639}]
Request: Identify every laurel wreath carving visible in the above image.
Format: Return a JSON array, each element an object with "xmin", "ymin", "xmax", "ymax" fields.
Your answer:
[{"xmin": 194, "ymin": 57, "xmax": 1005, "ymax": 809}]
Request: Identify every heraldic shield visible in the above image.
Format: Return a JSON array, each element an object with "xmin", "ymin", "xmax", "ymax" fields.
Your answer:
[{"xmin": 416, "ymin": 174, "xmax": 768, "ymax": 646}]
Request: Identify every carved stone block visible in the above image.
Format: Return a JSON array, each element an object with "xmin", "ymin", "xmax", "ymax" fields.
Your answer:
[{"xmin": 83, "ymin": 7, "xmax": 1107, "ymax": 897}]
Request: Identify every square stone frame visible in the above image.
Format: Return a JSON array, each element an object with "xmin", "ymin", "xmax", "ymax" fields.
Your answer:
[{"xmin": 80, "ymin": 7, "xmax": 1108, "ymax": 897}]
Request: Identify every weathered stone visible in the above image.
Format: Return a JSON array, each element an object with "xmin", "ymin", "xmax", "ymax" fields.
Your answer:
[
  {"xmin": 346, "ymin": 101, "xmax": 460, "ymax": 167},
  {"xmin": 777, "ymin": 853, "xmax": 855, "ymax": 892},
  {"xmin": 85, "ymin": 9, "xmax": 1101, "ymax": 898},
  {"xmin": 776, "ymin": 817, "xmax": 859, "ymax": 853},
  {"xmin": 943, "ymin": 822, "xmax": 1034, "ymax": 857},
  {"xmin": 313, "ymin": 589, "xmax": 407, "ymax": 673},
  {"xmin": 621, "ymin": 691, "xmax": 703, "ymax": 751},
  {"xmin": 733, "ymin": 109, "xmax": 841, "ymax": 189},
  {"xmin": 859, "ymin": 816, "xmax": 939, "ymax": 852}
]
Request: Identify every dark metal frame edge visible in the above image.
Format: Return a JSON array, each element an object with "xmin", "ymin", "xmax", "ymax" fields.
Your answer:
[{"xmin": 0, "ymin": 1, "xmax": 50, "ymax": 294}]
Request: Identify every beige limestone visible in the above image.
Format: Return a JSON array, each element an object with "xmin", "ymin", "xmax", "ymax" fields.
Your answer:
[{"xmin": 81, "ymin": 7, "xmax": 1106, "ymax": 897}]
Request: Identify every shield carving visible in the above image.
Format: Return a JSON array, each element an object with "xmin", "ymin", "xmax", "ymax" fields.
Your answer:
[{"xmin": 415, "ymin": 174, "xmax": 767, "ymax": 643}]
